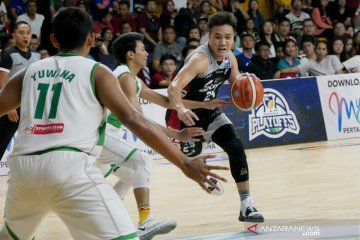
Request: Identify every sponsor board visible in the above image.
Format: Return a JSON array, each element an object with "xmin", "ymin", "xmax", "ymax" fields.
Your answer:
[
  {"xmin": 219, "ymin": 77, "xmax": 327, "ymax": 148},
  {"xmin": 317, "ymin": 73, "xmax": 360, "ymax": 140}
]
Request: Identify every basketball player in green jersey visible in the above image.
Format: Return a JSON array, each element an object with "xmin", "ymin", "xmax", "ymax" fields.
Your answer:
[
  {"xmin": 99, "ymin": 32, "xmax": 228, "ymax": 240},
  {"xmin": 0, "ymin": 8, "xmax": 227, "ymax": 240}
]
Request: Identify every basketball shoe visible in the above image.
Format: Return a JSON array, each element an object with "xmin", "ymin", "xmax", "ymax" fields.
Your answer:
[
  {"xmin": 239, "ymin": 197, "xmax": 264, "ymax": 222},
  {"xmin": 138, "ymin": 217, "xmax": 177, "ymax": 240}
]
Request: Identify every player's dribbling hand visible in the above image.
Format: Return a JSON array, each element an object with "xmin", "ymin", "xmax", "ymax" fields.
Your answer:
[
  {"xmin": 177, "ymin": 106, "xmax": 199, "ymax": 126},
  {"xmin": 177, "ymin": 127, "xmax": 204, "ymax": 141},
  {"xmin": 182, "ymin": 154, "xmax": 228, "ymax": 194},
  {"xmin": 7, "ymin": 110, "xmax": 19, "ymax": 122}
]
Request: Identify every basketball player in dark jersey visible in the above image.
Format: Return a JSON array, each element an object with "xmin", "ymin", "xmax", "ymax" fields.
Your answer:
[
  {"xmin": 0, "ymin": 21, "xmax": 41, "ymax": 159},
  {"xmin": 167, "ymin": 12, "xmax": 264, "ymax": 222}
]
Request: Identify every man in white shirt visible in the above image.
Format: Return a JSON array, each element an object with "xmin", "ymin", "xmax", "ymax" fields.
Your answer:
[{"xmin": 16, "ymin": 0, "xmax": 44, "ymax": 39}]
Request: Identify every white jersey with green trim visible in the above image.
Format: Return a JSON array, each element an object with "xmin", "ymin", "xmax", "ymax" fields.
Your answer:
[
  {"xmin": 107, "ymin": 64, "xmax": 142, "ymax": 128},
  {"xmin": 12, "ymin": 53, "xmax": 107, "ymax": 157}
]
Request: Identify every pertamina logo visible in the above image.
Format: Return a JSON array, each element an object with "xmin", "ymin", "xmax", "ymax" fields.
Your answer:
[{"xmin": 249, "ymin": 88, "xmax": 300, "ymax": 140}]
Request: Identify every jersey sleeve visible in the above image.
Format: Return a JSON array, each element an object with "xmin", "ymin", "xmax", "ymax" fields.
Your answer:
[{"xmin": 0, "ymin": 51, "xmax": 13, "ymax": 73}]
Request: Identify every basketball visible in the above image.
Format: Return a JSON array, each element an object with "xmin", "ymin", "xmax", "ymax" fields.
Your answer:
[{"xmin": 231, "ymin": 74, "xmax": 264, "ymax": 111}]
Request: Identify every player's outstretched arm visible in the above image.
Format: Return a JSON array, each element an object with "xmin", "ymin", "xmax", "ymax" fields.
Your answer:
[
  {"xmin": 140, "ymin": 81, "xmax": 229, "ymax": 110},
  {"xmin": 95, "ymin": 64, "xmax": 228, "ymax": 193},
  {"xmin": 168, "ymin": 53, "xmax": 208, "ymax": 126}
]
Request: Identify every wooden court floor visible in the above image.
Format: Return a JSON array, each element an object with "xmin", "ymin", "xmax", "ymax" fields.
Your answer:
[{"xmin": 0, "ymin": 138, "xmax": 359, "ymax": 239}]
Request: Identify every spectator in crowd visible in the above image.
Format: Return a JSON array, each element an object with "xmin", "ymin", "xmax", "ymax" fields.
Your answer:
[
  {"xmin": 98, "ymin": 27, "xmax": 114, "ymax": 55},
  {"xmin": 274, "ymin": 40, "xmax": 344, "ymax": 77},
  {"xmin": 271, "ymin": 41, "xmax": 284, "ymax": 64},
  {"xmin": 236, "ymin": 33, "xmax": 256, "ymax": 72},
  {"xmin": 4, "ymin": 37, "xmax": 15, "ymax": 50},
  {"xmin": 301, "ymin": 0, "xmax": 313, "ymax": 15},
  {"xmin": 231, "ymin": 0, "xmax": 250, "ymax": 35},
  {"xmin": 352, "ymin": 30, "xmax": 360, "ymax": 54},
  {"xmin": 0, "ymin": 10, "xmax": 10, "ymax": 51},
  {"xmin": 353, "ymin": 3, "xmax": 360, "ymax": 33},
  {"xmin": 187, "ymin": 38, "xmax": 200, "ymax": 48},
  {"xmin": 199, "ymin": 0, "xmax": 213, "ymax": 19},
  {"xmin": 259, "ymin": 20, "xmax": 277, "ymax": 58},
  {"xmin": 285, "ymin": 0, "xmax": 310, "ymax": 38},
  {"xmin": 121, "ymin": 20, "xmax": 133, "ymax": 34},
  {"xmin": 29, "ymin": 33, "xmax": 39, "ymax": 51},
  {"xmin": 275, "ymin": 17, "xmax": 292, "ymax": 43},
  {"xmin": 160, "ymin": 0, "xmax": 177, "ymax": 28},
  {"xmin": 343, "ymin": 35, "xmax": 354, "ymax": 57},
  {"xmin": 16, "ymin": 0, "xmax": 45, "ymax": 39},
  {"xmin": 245, "ymin": 40, "xmax": 278, "ymax": 80},
  {"xmin": 330, "ymin": 37, "xmax": 348, "ymax": 61},
  {"xmin": 93, "ymin": 8, "xmax": 113, "ymax": 38},
  {"xmin": 302, "ymin": 18, "xmax": 316, "ymax": 36},
  {"xmin": 0, "ymin": 2, "xmax": 8, "ymax": 23},
  {"xmin": 9, "ymin": 0, "xmax": 26, "ymax": 21},
  {"xmin": 273, "ymin": 0, "xmax": 290, "ymax": 23},
  {"xmin": 91, "ymin": 0, "xmax": 115, "ymax": 20},
  {"xmin": 111, "ymin": 0, "xmax": 136, "ymax": 37},
  {"xmin": 299, "ymin": 34, "xmax": 317, "ymax": 64},
  {"xmin": 76, "ymin": 0, "xmax": 89, "ymax": 13},
  {"xmin": 133, "ymin": 0, "xmax": 146, "ymax": 15},
  {"xmin": 311, "ymin": 0, "xmax": 333, "ymax": 38},
  {"xmin": 277, "ymin": 38, "xmax": 301, "ymax": 78},
  {"xmin": 136, "ymin": 0, "xmax": 162, "ymax": 53},
  {"xmin": 346, "ymin": 25, "xmax": 354, "ymax": 38},
  {"xmin": 333, "ymin": 21, "xmax": 348, "ymax": 39},
  {"xmin": 152, "ymin": 25, "xmax": 185, "ymax": 72},
  {"xmin": 174, "ymin": 8, "xmax": 196, "ymax": 39},
  {"xmin": 188, "ymin": 26, "xmax": 201, "ymax": 41},
  {"xmin": 242, "ymin": 18, "xmax": 259, "ymax": 42},
  {"xmin": 198, "ymin": 16, "xmax": 209, "ymax": 45},
  {"xmin": 39, "ymin": 48, "xmax": 50, "ymax": 59},
  {"xmin": 209, "ymin": 0, "xmax": 223, "ymax": 12},
  {"xmin": 186, "ymin": 0, "xmax": 201, "ymax": 19},
  {"xmin": 247, "ymin": 0, "xmax": 264, "ymax": 31},
  {"xmin": 151, "ymin": 53, "xmax": 177, "ymax": 88},
  {"xmin": 329, "ymin": 0, "xmax": 352, "ymax": 26}
]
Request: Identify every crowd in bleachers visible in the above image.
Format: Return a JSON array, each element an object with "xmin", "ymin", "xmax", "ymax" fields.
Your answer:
[{"xmin": 2, "ymin": 0, "xmax": 360, "ymax": 88}]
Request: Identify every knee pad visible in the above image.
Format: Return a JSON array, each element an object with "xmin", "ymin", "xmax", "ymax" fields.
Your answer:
[{"xmin": 225, "ymin": 137, "xmax": 249, "ymax": 183}]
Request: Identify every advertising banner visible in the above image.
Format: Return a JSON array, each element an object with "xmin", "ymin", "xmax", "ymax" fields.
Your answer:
[
  {"xmin": 317, "ymin": 73, "xmax": 360, "ymax": 140},
  {"xmin": 219, "ymin": 77, "xmax": 327, "ymax": 148}
]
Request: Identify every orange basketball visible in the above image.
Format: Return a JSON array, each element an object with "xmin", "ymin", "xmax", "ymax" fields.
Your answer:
[{"xmin": 231, "ymin": 74, "xmax": 264, "ymax": 111}]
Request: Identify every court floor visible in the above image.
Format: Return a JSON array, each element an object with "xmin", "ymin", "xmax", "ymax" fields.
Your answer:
[{"xmin": 0, "ymin": 138, "xmax": 359, "ymax": 239}]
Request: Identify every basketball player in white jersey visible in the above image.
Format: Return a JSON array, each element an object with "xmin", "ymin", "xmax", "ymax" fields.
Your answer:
[
  {"xmin": 0, "ymin": 7, "xmax": 227, "ymax": 240},
  {"xmin": 99, "ymin": 32, "xmax": 228, "ymax": 240},
  {"xmin": 167, "ymin": 12, "xmax": 264, "ymax": 222}
]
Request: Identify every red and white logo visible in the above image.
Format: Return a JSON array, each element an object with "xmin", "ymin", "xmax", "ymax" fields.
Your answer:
[
  {"xmin": 28, "ymin": 123, "xmax": 64, "ymax": 134},
  {"xmin": 247, "ymin": 224, "xmax": 258, "ymax": 234}
]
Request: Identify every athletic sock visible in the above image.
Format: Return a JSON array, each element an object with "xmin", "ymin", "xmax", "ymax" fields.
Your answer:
[
  {"xmin": 239, "ymin": 189, "xmax": 250, "ymax": 201},
  {"xmin": 138, "ymin": 204, "xmax": 150, "ymax": 224}
]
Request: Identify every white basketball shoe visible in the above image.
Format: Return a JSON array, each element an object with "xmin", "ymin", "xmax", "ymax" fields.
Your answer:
[
  {"xmin": 138, "ymin": 217, "xmax": 177, "ymax": 240},
  {"xmin": 239, "ymin": 197, "xmax": 264, "ymax": 222}
]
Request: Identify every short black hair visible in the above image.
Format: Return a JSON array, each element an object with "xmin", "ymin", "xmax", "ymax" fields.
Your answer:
[
  {"xmin": 255, "ymin": 40, "xmax": 270, "ymax": 51},
  {"xmin": 13, "ymin": 21, "xmax": 31, "ymax": 31},
  {"xmin": 208, "ymin": 11, "xmax": 237, "ymax": 31},
  {"xmin": 301, "ymin": 34, "xmax": 315, "ymax": 46},
  {"xmin": 112, "ymin": 32, "xmax": 144, "ymax": 64},
  {"xmin": 118, "ymin": 0, "xmax": 129, "ymax": 8},
  {"xmin": 25, "ymin": 0, "xmax": 37, "ymax": 7},
  {"xmin": 52, "ymin": 7, "xmax": 93, "ymax": 51},
  {"xmin": 160, "ymin": 53, "xmax": 177, "ymax": 65}
]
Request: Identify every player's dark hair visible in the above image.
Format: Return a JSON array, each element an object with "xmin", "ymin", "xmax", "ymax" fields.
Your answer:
[
  {"xmin": 208, "ymin": 11, "xmax": 237, "ymax": 31},
  {"xmin": 52, "ymin": 7, "xmax": 93, "ymax": 51},
  {"xmin": 112, "ymin": 32, "xmax": 144, "ymax": 64}
]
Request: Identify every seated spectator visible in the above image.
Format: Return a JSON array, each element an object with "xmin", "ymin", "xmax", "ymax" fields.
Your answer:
[
  {"xmin": 232, "ymin": 0, "xmax": 250, "ymax": 35},
  {"xmin": 188, "ymin": 27, "xmax": 201, "ymax": 41},
  {"xmin": 330, "ymin": 37, "xmax": 348, "ymax": 62},
  {"xmin": 248, "ymin": 0, "xmax": 264, "ymax": 31},
  {"xmin": 302, "ymin": 18, "xmax": 316, "ymax": 37},
  {"xmin": 187, "ymin": 38, "xmax": 200, "ymax": 48},
  {"xmin": 39, "ymin": 48, "xmax": 50, "ymax": 59},
  {"xmin": 259, "ymin": 20, "xmax": 277, "ymax": 58},
  {"xmin": 301, "ymin": 0, "xmax": 313, "ymax": 15},
  {"xmin": 275, "ymin": 17, "xmax": 292, "ymax": 43},
  {"xmin": 0, "ymin": 11, "xmax": 10, "ymax": 51},
  {"xmin": 151, "ymin": 53, "xmax": 177, "ymax": 88},
  {"xmin": 197, "ymin": 16, "xmax": 209, "ymax": 45},
  {"xmin": 160, "ymin": 0, "xmax": 177, "ymax": 28},
  {"xmin": 29, "ymin": 34, "xmax": 39, "ymax": 51},
  {"xmin": 199, "ymin": 0, "xmax": 213, "ymax": 19},
  {"xmin": 242, "ymin": 18, "xmax": 259, "ymax": 42},
  {"xmin": 271, "ymin": 41, "xmax": 284, "ymax": 64},
  {"xmin": 152, "ymin": 25, "xmax": 185, "ymax": 72},
  {"xmin": 174, "ymin": 7, "xmax": 196, "ymax": 40},
  {"xmin": 111, "ymin": 0, "xmax": 136, "ymax": 37},
  {"xmin": 329, "ymin": 0, "xmax": 352, "ymax": 26},
  {"xmin": 274, "ymin": 40, "xmax": 344, "ymax": 77},
  {"xmin": 245, "ymin": 40, "xmax": 278, "ymax": 80},
  {"xmin": 93, "ymin": 8, "xmax": 113, "ymax": 38},
  {"xmin": 98, "ymin": 27, "xmax": 114, "ymax": 55},
  {"xmin": 9, "ymin": 0, "xmax": 26, "ymax": 21},
  {"xmin": 286, "ymin": 0, "xmax": 310, "ymax": 40},
  {"xmin": 277, "ymin": 37, "xmax": 300, "ymax": 78},
  {"xmin": 76, "ymin": 0, "xmax": 89, "ymax": 13},
  {"xmin": 299, "ymin": 34, "xmax": 316, "ymax": 64},
  {"xmin": 332, "ymin": 21, "xmax": 347, "ymax": 39},
  {"xmin": 16, "ymin": 0, "xmax": 45, "ymax": 39},
  {"xmin": 311, "ymin": 0, "xmax": 333, "ymax": 38},
  {"xmin": 236, "ymin": 33, "xmax": 256, "ymax": 72},
  {"xmin": 177, "ymin": 45, "xmax": 197, "ymax": 70},
  {"xmin": 120, "ymin": 20, "xmax": 133, "ymax": 33}
]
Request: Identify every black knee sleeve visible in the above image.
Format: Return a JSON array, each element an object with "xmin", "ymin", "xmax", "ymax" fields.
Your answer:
[{"xmin": 212, "ymin": 124, "xmax": 249, "ymax": 183}]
